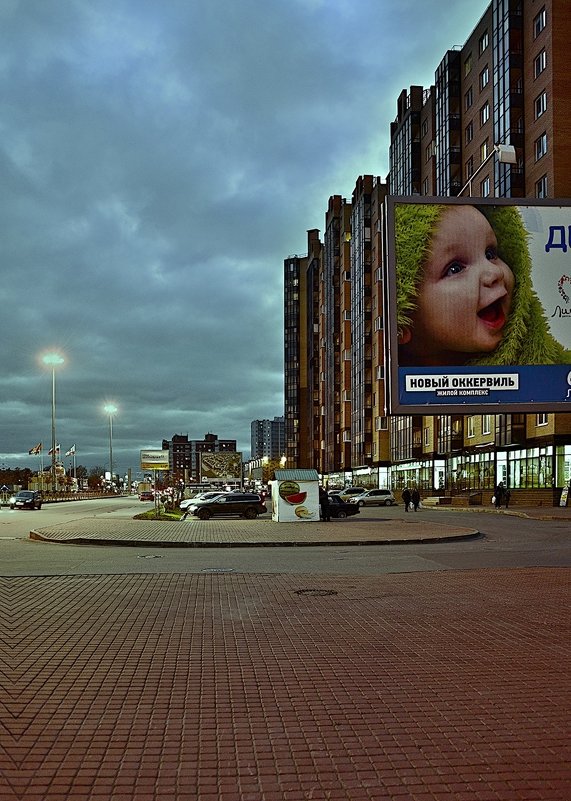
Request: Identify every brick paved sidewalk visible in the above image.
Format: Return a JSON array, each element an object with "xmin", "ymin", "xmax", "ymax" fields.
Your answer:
[{"xmin": 0, "ymin": 567, "xmax": 569, "ymax": 800}]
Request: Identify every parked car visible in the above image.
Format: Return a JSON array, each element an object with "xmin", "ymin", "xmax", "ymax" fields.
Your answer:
[
  {"xmin": 327, "ymin": 495, "xmax": 360, "ymax": 519},
  {"xmin": 335, "ymin": 487, "xmax": 367, "ymax": 502},
  {"xmin": 187, "ymin": 493, "xmax": 266, "ymax": 520},
  {"xmin": 139, "ymin": 491, "xmax": 154, "ymax": 501},
  {"xmin": 349, "ymin": 489, "xmax": 397, "ymax": 507},
  {"xmin": 10, "ymin": 490, "xmax": 42, "ymax": 510},
  {"xmin": 180, "ymin": 492, "xmax": 224, "ymax": 512}
]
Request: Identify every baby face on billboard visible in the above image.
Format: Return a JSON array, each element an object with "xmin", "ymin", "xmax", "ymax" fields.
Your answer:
[{"xmin": 399, "ymin": 206, "xmax": 514, "ymax": 365}]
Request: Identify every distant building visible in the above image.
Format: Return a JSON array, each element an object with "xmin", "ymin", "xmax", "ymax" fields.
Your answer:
[
  {"xmin": 162, "ymin": 433, "xmax": 237, "ymax": 483},
  {"xmin": 250, "ymin": 417, "xmax": 285, "ymax": 460}
]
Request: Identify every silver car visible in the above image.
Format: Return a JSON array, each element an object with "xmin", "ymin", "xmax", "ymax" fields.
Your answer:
[{"xmin": 350, "ymin": 489, "xmax": 397, "ymax": 507}]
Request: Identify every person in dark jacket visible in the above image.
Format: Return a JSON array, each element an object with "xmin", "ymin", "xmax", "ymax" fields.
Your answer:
[
  {"xmin": 495, "ymin": 482, "xmax": 505, "ymax": 509},
  {"xmin": 402, "ymin": 487, "xmax": 412, "ymax": 511},
  {"xmin": 319, "ymin": 486, "xmax": 331, "ymax": 522},
  {"xmin": 411, "ymin": 487, "xmax": 420, "ymax": 511}
]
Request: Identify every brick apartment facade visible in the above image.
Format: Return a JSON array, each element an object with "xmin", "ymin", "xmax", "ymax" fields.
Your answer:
[{"xmin": 284, "ymin": 0, "xmax": 571, "ymax": 505}]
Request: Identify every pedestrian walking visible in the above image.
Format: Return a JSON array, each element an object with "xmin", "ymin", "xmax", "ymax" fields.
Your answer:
[
  {"xmin": 319, "ymin": 486, "xmax": 331, "ymax": 522},
  {"xmin": 494, "ymin": 482, "xmax": 505, "ymax": 509},
  {"xmin": 504, "ymin": 489, "xmax": 511, "ymax": 509},
  {"xmin": 402, "ymin": 487, "xmax": 411, "ymax": 512},
  {"xmin": 411, "ymin": 487, "xmax": 420, "ymax": 511}
]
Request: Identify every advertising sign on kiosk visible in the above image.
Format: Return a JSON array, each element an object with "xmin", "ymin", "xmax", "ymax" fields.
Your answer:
[{"xmin": 271, "ymin": 469, "xmax": 320, "ymax": 522}]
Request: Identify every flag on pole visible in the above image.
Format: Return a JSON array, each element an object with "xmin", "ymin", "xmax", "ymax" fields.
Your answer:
[
  {"xmin": 65, "ymin": 445, "xmax": 76, "ymax": 456},
  {"xmin": 28, "ymin": 443, "xmax": 42, "ymax": 455},
  {"xmin": 48, "ymin": 444, "xmax": 60, "ymax": 455}
]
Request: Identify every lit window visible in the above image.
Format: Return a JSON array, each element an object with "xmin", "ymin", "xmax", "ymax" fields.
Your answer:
[
  {"xmin": 481, "ymin": 176, "xmax": 490, "ymax": 197},
  {"xmin": 534, "ymin": 49, "xmax": 546, "ymax": 78},
  {"xmin": 482, "ymin": 414, "xmax": 491, "ymax": 435},
  {"xmin": 467, "ymin": 417, "xmax": 475, "ymax": 438},
  {"xmin": 534, "ymin": 7, "xmax": 546, "ymax": 39},
  {"xmin": 480, "ymin": 139, "xmax": 489, "ymax": 162},
  {"xmin": 536, "ymin": 413, "xmax": 548, "ymax": 426}
]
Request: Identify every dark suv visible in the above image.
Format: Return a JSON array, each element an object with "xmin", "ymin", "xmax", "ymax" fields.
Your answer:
[
  {"xmin": 188, "ymin": 493, "xmax": 266, "ymax": 520},
  {"xmin": 10, "ymin": 490, "xmax": 43, "ymax": 510}
]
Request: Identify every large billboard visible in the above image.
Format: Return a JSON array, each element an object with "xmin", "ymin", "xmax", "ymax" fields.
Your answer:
[
  {"xmin": 384, "ymin": 197, "xmax": 571, "ymax": 414},
  {"xmin": 200, "ymin": 452, "xmax": 242, "ymax": 482},
  {"xmin": 140, "ymin": 449, "xmax": 170, "ymax": 470}
]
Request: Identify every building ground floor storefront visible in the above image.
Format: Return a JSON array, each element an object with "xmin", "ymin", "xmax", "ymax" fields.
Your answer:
[{"xmin": 324, "ymin": 443, "xmax": 571, "ymax": 507}]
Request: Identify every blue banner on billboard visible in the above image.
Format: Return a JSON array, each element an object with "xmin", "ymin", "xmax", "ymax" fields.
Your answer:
[{"xmin": 398, "ymin": 365, "xmax": 571, "ymax": 406}]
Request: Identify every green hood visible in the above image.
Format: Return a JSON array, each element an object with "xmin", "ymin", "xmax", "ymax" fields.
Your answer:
[{"xmin": 394, "ymin": 202, "xmax": 568, "ymax": 365}]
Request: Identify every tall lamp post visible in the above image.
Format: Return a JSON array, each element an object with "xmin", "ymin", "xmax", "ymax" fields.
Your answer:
[
  {"xmin": 457, "ymin": 143, "xmax": 517, "ymax": 197},
  {"xmin": 103, "ymin": 404, "xmax": 118, "ymax": 490},
  {"xmin": 42, "ymin": 353, "xmax": 65, "ymax": 493}
]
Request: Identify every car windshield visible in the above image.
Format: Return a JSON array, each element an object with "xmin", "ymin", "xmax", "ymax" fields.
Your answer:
[{"xmin": 18, "ymin": 492, "xmax": 34, "ymax": 497}]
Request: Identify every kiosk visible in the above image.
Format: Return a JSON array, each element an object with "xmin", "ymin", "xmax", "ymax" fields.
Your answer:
[{"xmin": 271, "ymin": 469, "xmax": 320, "ymax": 522}]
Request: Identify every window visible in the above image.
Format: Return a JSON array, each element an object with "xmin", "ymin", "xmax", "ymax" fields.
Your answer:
[
  {"xmin": 480, "ymin": 102, "xmax": 490, "ymax": 126},
  {"xmin": 535, "ymin": 91, "xmax": 547, "ymax": 119},
  {"xmin": 479, "ymin": 65, "xmax": 489, "ymax": 90},
  {"xmin": 536, "ymin": 413, "xmax": 548, "ymax": 426},
  {"xmin": 375, "ymin": 416, "xmax": 388, "ymax": 431},
  {"xmin": 465, "ymin": 121, "xmax": 473, "ymax": 144},
  {"xmin": 479, "ymin": 30, "xmax": 489, "ymax": 54},
  {"xmin": 424, "ymin": 427, "xmax": 430, "ymax": 446},
  {"xmin": 535, "ymin": 132, "xmax": 548, "ymax": 161},
  {"xmin": 482, "ymin": 414, "xmax": 491, "ymax": 435},
  {"xmin": 467, "ymin": 417, "xmax": 475, "ymax": 438},
  {"xmin": 480, "ymin": 139, "xmax": 489, "ymax": 162},
  {"xmin": 422, "ymin": 177, "xmax": 429, "ymax": 195},
  {"xmin": 375, "ymin": 365, "xmax": 384, "ymax": 380},
  {"xmin": 535, "ymin": 174, "xmax": 548, "ymax": 198},
  {"xmin": 421, "ymin": 119, "xmax": 428, "ymax": 137},
  {"xmin": 342, "ymin": 390, "xmax": 351, "ymax": 401},
  {"xmin": 464, "ymin": 86, "xmax": 473, "ymax": 110},
  {"xmin": 534, "ymin": 49, "xmax": 546, "ymax": 78},
  {"xmin": 534, "ymin": 7, "xmax": 546, "ymax": 38},
  {"xmin": 464, "ymin": 53, "xmax": 472, "ymax": 75},
  {"xmin": 466, "ymin": 156, "xmax": 474, "ymax": 178},
  {"xmin": 481, "ymin": 176, "xmax": 490, "ymax": 197},
  {"xmin": 373, "ymin": 315, "xmax": 383, "ymax": 332}
]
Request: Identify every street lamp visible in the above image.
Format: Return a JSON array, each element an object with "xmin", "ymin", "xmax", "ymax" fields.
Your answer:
[
  {"xmin": 103, "ymin": 404, "xmax": 118, "ymax": 490},
  {"xmin": 457, "ymin": 143, "xmax": 517, "ymax": 197},
  {"xmin": 42, "ymin": 352, "xmax": 65, "ymax": 493}
]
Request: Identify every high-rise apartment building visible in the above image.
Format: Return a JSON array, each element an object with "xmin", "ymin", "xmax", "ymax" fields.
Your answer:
[
  {"xmin": 284, "ymin": 0, "xmax": 571, "ymax": 503},
  {"xmin": 250, "ymin": 417, "xmax": 286, "ymax": 460}
]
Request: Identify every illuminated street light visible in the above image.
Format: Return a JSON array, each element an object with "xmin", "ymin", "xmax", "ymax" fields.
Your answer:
[
  {"xmin": 42, "ymin": 352, "xmax": 65, "ymax": 493},
  {"xmin": 103, "ymin": 404, "xmax": 118, "ymax": 489}
]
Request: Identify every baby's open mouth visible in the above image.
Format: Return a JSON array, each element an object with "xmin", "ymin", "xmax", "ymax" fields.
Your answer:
[{"xmin": 478, "ymin": 298, "xmax": 506, "ymax": 328}]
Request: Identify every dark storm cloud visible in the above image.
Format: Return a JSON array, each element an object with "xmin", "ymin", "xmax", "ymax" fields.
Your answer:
[{"xmin": 0, "ymin": 0, "xmax": 488, "ymax": 473}]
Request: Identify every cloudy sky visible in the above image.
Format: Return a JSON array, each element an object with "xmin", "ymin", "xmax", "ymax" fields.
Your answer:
[{"xmin": 1, "ymin": 0, "xmax": 488, "ymax": 478}]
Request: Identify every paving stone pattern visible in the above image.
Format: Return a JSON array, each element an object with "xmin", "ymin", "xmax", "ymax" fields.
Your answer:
[
  {"xmin": 30, "ymin": 517, "xmax": 476, "ymax": 546},
  {"xmin": 0, "ymin": 568, "xmax": 569, "ymax": 800}
]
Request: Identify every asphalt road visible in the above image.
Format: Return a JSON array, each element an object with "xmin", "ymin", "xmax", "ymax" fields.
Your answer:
[{"xmin": 1, "ymin": 495, "xmax": 569, "ymax": 576}]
